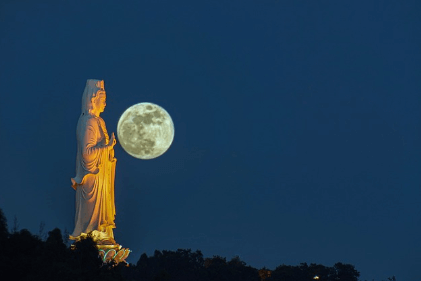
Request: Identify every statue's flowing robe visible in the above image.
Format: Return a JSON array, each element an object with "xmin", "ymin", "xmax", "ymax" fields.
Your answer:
[{"xmin": 71, "ymin": 115, "xmax": 116, "ymax": 240}]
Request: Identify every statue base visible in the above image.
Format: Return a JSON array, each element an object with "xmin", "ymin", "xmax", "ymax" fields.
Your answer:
[
  {"xmin": 98, "ymin": 244, "xmax": 131, "ymax": 264},
  {"xmin": 70, "ymin": 232, "xmax": 131, "ymax": 264}
]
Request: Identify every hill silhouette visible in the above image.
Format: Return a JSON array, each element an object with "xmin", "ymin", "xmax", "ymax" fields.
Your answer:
[{"xmin": 0, "ymin": 208, "xmax": 370, "ymax": 281}]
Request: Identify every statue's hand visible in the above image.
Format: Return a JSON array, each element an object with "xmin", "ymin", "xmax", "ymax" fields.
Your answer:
[
  {"xmin": 108, "ymin": 133, "xmax": 116, "ymax": 161},
  {"xmin": 109, "ymin": 133, "xmax": 117, "ymax": 148},
  {"xmin": 109, "ymin": 148, "xmax": 115, "ymax": 161}
]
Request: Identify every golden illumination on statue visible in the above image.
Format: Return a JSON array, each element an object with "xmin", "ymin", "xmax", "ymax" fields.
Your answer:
[{"xmin": 70, "ymin": 79, "xmax": 129, "ymax": 263}]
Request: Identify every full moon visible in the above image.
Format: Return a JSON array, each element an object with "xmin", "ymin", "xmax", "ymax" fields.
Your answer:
[{"xmin": 117, "ymin": 103, "xmax": 174, "ymax": 159}]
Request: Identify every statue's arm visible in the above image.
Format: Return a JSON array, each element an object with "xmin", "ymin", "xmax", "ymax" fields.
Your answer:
[
  {"xmin": 83, "ymin": 124, "xmax": 106, "ymax": 154},
  {"xmin": 98, "ymin": 118, "xmax": 117, "ymax": 162},
  {"xmin": 79, "ymin": 122, "xmax": 109, "ymax": 173}
]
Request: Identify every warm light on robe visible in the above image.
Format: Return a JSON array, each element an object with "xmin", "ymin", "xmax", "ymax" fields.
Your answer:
[{"xmin": 70, "ymin": 79, "xmax": 116, "ymax": 242}]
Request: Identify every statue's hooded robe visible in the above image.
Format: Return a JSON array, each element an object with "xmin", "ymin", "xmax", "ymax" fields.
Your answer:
[{"xmin": 70, "ymin": 79, "xmax": 116, "ymax": 242}]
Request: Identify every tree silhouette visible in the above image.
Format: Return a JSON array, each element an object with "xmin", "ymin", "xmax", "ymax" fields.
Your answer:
[
  {"xmin": 332, "ymin": 262, "xmax": 360, "ymax": 281},
  {"xmin": 270, "ymin": 262, "xmax": 309, "ymax": 281},
  {"xmin": 45, "ymin": 228, "xmax": 68, "ymax": 261},
  {"xmin": 70, "ymin": 233, "xmax": 103, "ymax": 276},
  {"xmin": 269, "ymin": 262, "xmax": 360, "ymax": 281},
  {"xmin": 308, "ymin": 263, "xmax": 335, "ymax": 280},
  {"xmin": 11, "ymin": 215, "xmax": 19, "ymax": 233},
  {"xmin": 227, "ymin": 255, "xmax": 259, "ymax": 281},
  {"xmin": 0, "ymin": 208, "xmax": 8, "ymax": 241},
  {"xmin": 0, "ymin": 208, "xmax": 9, "ymax": 276},
  {"xmin": 5, "ymin": 228, "xmax": 44, "ymax": 280},
  {"xmin": 203, "ymin": 255, "xmax": 259, "ymax": 281},
  {"xmin": 136, "ymin": 252, "xmax": 153, "ymax": 280}
]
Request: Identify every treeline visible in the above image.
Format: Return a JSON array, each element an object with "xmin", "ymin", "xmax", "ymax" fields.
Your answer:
[{"xmin": 0, "ymin": 208, "xmax": 363, "ymax": 281}]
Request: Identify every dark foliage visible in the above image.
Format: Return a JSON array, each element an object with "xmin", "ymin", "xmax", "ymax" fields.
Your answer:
[
  {"xmin": 0, "ymin": 208, "xmax": 8, "ymax": 242},
  {"xmin": 268, "ymin": 262, "xmax": 360, "ymax": 281},
  {"xmin": 0, "ymin": 208, "xmax": 364, "ymax": 281}
]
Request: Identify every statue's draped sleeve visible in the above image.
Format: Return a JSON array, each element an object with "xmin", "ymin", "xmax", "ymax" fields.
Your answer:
[{"xmin": 71, "ymin": 116, "xmax": 108, "ymax": 189}]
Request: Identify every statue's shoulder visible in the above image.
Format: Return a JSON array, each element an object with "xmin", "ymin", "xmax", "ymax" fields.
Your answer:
[
  {"xmin": 85, "ymin": 116, "xmax": 100, "ymax": 126},
  {"xmin": 78, "ymin": 115, "xmax": 100, "ymax": 131},
  {"xmin": 98, "ymin": 117, "xmax": 107, "ymax": 127}
]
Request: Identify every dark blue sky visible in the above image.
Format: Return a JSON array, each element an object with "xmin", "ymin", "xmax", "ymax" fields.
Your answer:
[{"xmin": 1, "ymin": 1, "xmax": 421, "ymax": 280}]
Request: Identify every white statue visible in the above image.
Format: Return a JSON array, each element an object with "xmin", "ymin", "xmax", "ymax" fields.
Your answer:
[{"xmin": 70, "ymin": 79, "xmax": 117, "ymax": 244}]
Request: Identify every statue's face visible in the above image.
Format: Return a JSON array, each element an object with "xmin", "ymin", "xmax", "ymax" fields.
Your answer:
[{"xmin": 93, "ymin": 91, "xmax": 106, "ymax": 114}]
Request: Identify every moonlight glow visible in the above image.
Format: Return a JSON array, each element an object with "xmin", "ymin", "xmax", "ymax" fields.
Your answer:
[{"xmin": 117, "ymin": 103, "xmax": 174, "ymax": 159}]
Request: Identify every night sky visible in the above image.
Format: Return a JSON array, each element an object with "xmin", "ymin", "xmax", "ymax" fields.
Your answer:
[{"xmin": 1, "ymin": 1, "xmax": 421, "ymax": 280}]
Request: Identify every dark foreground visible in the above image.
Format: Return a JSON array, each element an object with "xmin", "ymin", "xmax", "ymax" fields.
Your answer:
[{"xmin": 0, "ymin": 209, "xmax": 368, "ymax": 281}]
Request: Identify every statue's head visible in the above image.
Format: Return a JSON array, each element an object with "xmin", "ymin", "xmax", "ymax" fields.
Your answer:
[
  {"xmin": 91, "ymin": 89, "xmax": 106, "ymax": 115},
  {"xmin": 81, "ymin": 79, "xmax": 106, "ymax": 116}
]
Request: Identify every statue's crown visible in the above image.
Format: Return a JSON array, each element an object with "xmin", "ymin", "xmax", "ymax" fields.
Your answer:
[{"xmin": 96, "ymin": 80, "xmax": 105, "ymax": 90}]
